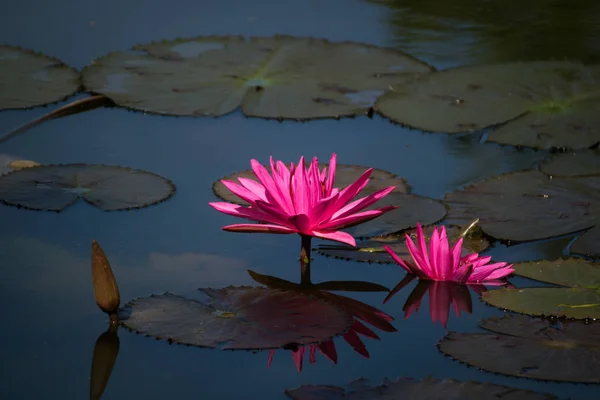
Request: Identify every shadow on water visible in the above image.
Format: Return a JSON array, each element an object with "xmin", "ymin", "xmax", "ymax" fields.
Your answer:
[{"xmin": 369, "ymin": 0, "xmax": 600, "ymax": 68}]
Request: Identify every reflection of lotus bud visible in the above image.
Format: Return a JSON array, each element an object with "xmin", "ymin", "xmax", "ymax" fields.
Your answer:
[
  {"xmin": 91, "ymin": 240, "xmax": 120, "ymax": 316},
  {"xmin": 90, "ymin": 323, "xmax": 120, "ymax": 400}
]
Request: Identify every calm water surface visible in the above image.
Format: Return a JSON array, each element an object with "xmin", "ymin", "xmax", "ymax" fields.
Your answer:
[{"xmin": 0, "ymin": 0, "xmax": 597, "ymax": 398}]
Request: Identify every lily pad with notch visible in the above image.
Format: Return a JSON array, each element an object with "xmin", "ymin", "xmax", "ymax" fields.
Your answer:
[
  {"xmin": 0, "ymin": 45, "xmax": 80, "ymax": 110},
  {"xmin": 317, "ymin": 224, "xmax": 488, "ymax": 263},
  {"xmin": 444, "ymin": 169, "xmax": 600, "ymax": 258},
  {"xmin": 482, "ymin": 258, "xmax": 600, "ymax": 319},
  {"xmin": 0, "ymin": 164, "xmax": 176, "ymax": 212},
  {"xmin": 118, "ymin": 286, "xmax": 353, "ymax": 350},
  {"xmin": 375, "ymin": 61, "xmax": 600, "ymax": 149},
  {"xmin": 285, "ymin": 376, "xmax": 557, "ymax": 399},
  {"xmin": 82, "ymin": 35, "xmax": 433, "ymax": 119},
  {"xmin": 438, "ymin": 314, "xmax": 600, "ymax": 383}
]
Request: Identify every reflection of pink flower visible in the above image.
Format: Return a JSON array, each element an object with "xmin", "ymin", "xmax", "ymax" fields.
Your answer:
[
  {"xmin": 267, "ymin": 319, "xmax": 387, "ymax": 372},
  {"xmin": 209, "ymin": 153, "xmax": 397, "ymax": 246},
  {"xmin": 384, "ymin": 223, "xmax": 514, "ymax": 284},
  {"xmin": 267, "ymin": 292, "xmax": 396, "ymax": 372}
]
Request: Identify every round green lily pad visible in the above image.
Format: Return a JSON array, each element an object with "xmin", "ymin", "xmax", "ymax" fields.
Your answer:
[
  {"xmin": 317, "ymin": 224, "xmax": 488, "ymax": 263},
  {"xmin": 82, "ymin": 35, "xmax": 433, "ymax": 119},
  {"xmin": 375, "ymin": 61, "xmax": 600, "ymax": 149},
  {"xmin": 439, "ymin": 314, "xmax": 600, "ymax": 383},
  {"xmin": 0, "ymin": 164, "xmax": 176, "ymax": 212},
  {"xmin": 118, "ymin": 286, "xmax": 353, "ymax": 350},
  {"xmin": 285, "ymin": 376, "xmax": 556, "ymax": 399},
  {"xmin": 0, "ymin": 45, "xmax": 80, "ymax": 110},
  {"xmin": 444, "ymin": 170, "xmax": 600, "ymax": 258},
  {"xmin": 540, "ymin": 150, "xmax": 600, "ymax": 177},
  {"xmin": 482, "ymin": 258, "xmax": 600, "ymax": 319}
]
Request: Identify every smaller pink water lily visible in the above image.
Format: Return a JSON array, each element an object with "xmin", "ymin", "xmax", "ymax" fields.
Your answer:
[
  {"xmin": 384, "ymin": 223, "xmax": 514, "ymax": 284},
  {"xmin": 209, "ymin": 153, "xmax": 398, "ymax": 246}
]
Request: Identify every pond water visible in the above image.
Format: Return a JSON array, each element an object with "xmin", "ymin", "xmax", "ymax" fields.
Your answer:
[{"xmin": 0, "ymin": 0, "xmax": 598, "ymax": 399}]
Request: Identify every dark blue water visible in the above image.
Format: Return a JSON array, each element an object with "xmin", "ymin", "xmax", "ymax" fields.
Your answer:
[{"xmin": 0, "ymin": 1, "xmax": 596, "ymax": 398}]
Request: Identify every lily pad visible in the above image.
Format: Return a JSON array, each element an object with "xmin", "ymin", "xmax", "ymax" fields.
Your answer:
[
  {"xmin": 285, "ymin": 376, "xmax": 556, "ymax": 399},
  {"xmin": 375, "ymin": 61, "xmax": 600, "ymax": 149},
  {"xmin": 82, "ymin": 35, "xmax": 433, "ymax": 119},
  {"xmin": 444, "ymin": 170, "xmax": 600, "ymax": 258},
  {"xmin": 0, "ymin": 45, "xmax": 80, "ymax": 110},
  {"xmin": 118, "ymin": 286, "xmax": 353, "ymax": 350},
  {"xmin": 482, "ymin": 258, "xmax": 600, "ymax": 319},
  {"xmin": 317, "ymin": 224, "xmax": 488, "ymax": 263},
  {"xmin": 0, "ymin": 164, "xmax": 176, "ymax": 212},
  {"xmin": 438, "ymin": 314, "xmax": 600, "ymax": 383},
  {"xmin": 540, "ymin": 150, "xmax": 600, "ymax": 177}
]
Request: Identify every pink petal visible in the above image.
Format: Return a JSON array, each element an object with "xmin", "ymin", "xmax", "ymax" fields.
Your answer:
[
  {"xmin": 319, "ymin": 208, "xmax": 392, "ymax": 231},
  {"xmin": 330, "ymin": 186, "xmax": 396, "ymax": 220},
  {"xmin": 429, "ymin": 226, "xmax": 441, "ymax": 279},
  {"xmin": 292, "ymin": 156, "xmax": 309, "ymax": 215},
  {"xmin": 351, "ymin": 319, "xmax": 380, "ymax": 340},
  {"xmin": 325, "ymin": 153, "xmax": 337, "ymax": 197},
  {"xmin": 311, "ymin": 230, "xmax": 356, "ymax": 246},
  {"xmin": 405, "ymin": 230, "xmax": 434, "ymax": 278},
  {"xmin": 209, "ymin": 201, "xmax": 289, "ymax": 227},
  {"xmin": 343, "ymin": 329, "xmax": 369, "ymax": 358},
  {"xmin": 221, "ymin": 223, "xmax": 296, "ymax": 234},
  {"xmin": 221, "ymin": 179, "xmax": 263, "ymax": 204},
  {"xmin": 415, "ymin": 223, "xmax": 434, "ymax": 277},
  {"xmin": 331, "ymin": 168, "xmax": 372, "ymax": 212},
  {"xmin": 292, "ymin": 347, "xmax": 305, "ymax": 372},
  {"xmin": 429, "ymin": 282, "xmax": 451, "ymax": 328},
  {"xmin": 384, "ymin": 245, "xmax": 416, "ymax": 275},
  {"xmin": 309, "ymin": 345, "xmax": 317, "ymax": 364},
  {"xmin": 267, "ymin": 350, "xmax": 276, "ymax": 368},
  {"xmin": 438, "ymin": 226, "xmax": 451, "ymax": 280}
]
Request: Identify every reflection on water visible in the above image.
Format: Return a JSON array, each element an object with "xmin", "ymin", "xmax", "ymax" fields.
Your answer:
[{"xmin": 370, "ymin": 0, "xmax": 600, "ymax": 68}]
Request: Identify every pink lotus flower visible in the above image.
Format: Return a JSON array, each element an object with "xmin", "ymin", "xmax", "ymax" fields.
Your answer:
[
  {"xmin": 384, "ymin": 223, "xmax": 514, "ymax": 284},
  {"xmin": 209, "ymin": 154, "xmax": 397, "ymax": 246}
]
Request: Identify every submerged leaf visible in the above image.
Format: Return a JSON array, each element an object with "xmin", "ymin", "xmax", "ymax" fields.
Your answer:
[
  {"xmin": 0, "ymin": 164, "xmax": 176, "ymax": 211},
  {"xmin": 0, "ymin": 45, "xmax": 80, "ymax": 110},
  {"xmin": 482, "ymin": 258, "xmax": 600, "ymax": 319},
  {"xmin": 317, "ymin": 224, "xmax": 488, "ymax": 263},
  {"xmin": 375, "ymin": 61, "xmax": 600, "ymax": 149},
  {"xmin": 119, "ymin": 286, "xmax": 353, "ymax": 350},
  {"xmin": 445, "ymin": 170, "xmax": 600, "ymax": 258},
  {"xmin": 439, "ymin": 314, "xmax": 600, "ymax": 382},
  {"xmin": 82, "ymin": 35, "xmax": 432, "ymax": 119},
  {"xmin": 285, "ymin": 376, "xmax": 556, "ymax": 399}
]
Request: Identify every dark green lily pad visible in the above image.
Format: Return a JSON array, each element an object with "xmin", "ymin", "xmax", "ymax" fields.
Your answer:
[
  {"xmin": 285, "ymin": 376, "xmax": 556, "ymax": 399},
  {"xmin": 118, "ymin": 286, "xmax": 352, "ymax": 350},
  {"xmin": 317, "ymin": 224, "xmax": 488, "ymax": 263},
  {"xmin": 438, "ymin": 314, "xmax": 600, "ymax": 383},
  {"xmin": 0, "ymin": 45, "xmax": 80, "ymax": 110},
  {"xmin": 0, "ymin": 164, "xmax": 176, "ymax": 212},
  {"xmin": 375, "ymin": 61, "xmax": 600, "ymax": 149},
  {"xmin": 213, "ymin": 163, "xmax": 409, "ymax": 205},
  {"xmin": 540, "ymin": 150, "xmax": 600, "ymax": 177},
  {"xmin": 444, "ymin": 170, "xmax": 600, "ymax": 258},
  {"xmin": 482, "ymin": 258, "xmax": 600, "ymax": 319},
  {"xmin": 82, "ymin": 35, "xmax": 433, "ymax": 119}
]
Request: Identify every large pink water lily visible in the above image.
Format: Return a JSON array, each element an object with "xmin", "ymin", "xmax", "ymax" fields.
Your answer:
[
  {"xmin": 209, "ymin": 154, "xmax": 398, "ymax": 246},
  {"xmin": 384, "ymin": 223, "xmax": 514, "ymax": 284}
]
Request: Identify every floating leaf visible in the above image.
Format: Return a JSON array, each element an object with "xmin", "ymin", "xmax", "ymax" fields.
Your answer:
[
  {"xmin": 285, "ymin": 376, "xmax": 556, "ymax": 399},
  {"xmin": 0, "ymin": 164, "xmax": 176, "ymax": 212},
  {"xmin": 375, "ymin": 61, "xmax": 600, "ymax": 149},
  {"xmin": 0, "ymin": 45, "xmax": 80, "ymax": 110},
  {"xmin": 444, "ymin": 170, "xmax": 600, "ymax": 258},
  {"xmin": 439, "ymin": 314, "xmax": 600, "ymax": 383},
  {"xmin": 0, "ymin": 154, "xmax": 39, "ymax": 175},
  {"xmin": 82, "ymin": 35, "xmax": 432, "ymax": 119},
  {"xmin": 482, "ymin": 258, "xmax": 600, "ymax": 319},
  {"xmin": 540, "ymin": 150, "xmax": 600, "ymax": 177},
  {"xmin": 317, "ymin": 224, "xmax": 488, "ymax": 263},
  {"xmin": 119, "ymin": 286, "xmax": 353, "ymax": 350}
]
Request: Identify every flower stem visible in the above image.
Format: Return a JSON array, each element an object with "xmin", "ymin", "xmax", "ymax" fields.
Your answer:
[{"xmin": 300, "ymin": 235, "xmax": 312, "ymax": 286}]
